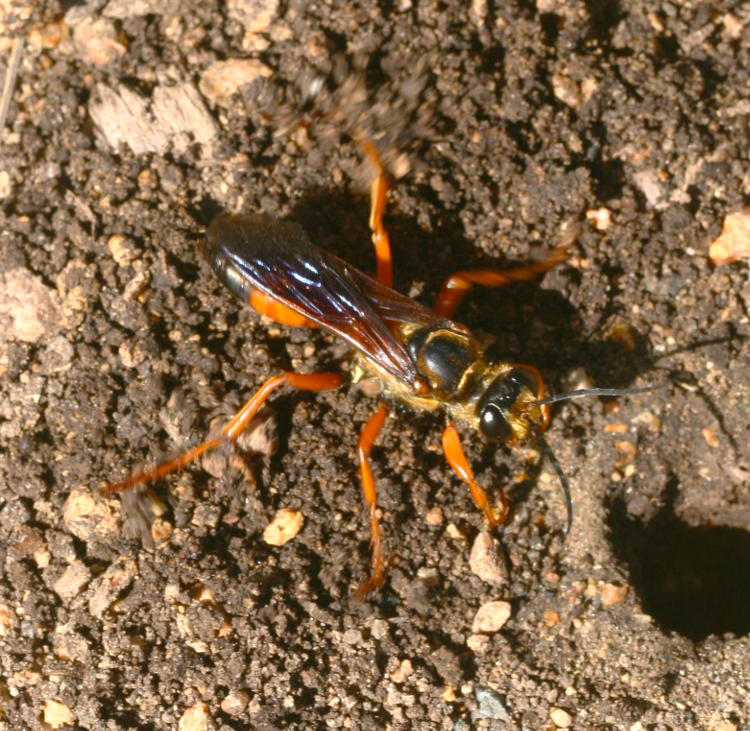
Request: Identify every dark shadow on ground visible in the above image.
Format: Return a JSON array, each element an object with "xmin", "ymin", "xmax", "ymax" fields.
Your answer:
[{"xmin": 608, "ymin": 475, "xmax": 750, "ymax": 641}]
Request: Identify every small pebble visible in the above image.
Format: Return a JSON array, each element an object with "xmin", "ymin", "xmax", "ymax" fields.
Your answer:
[
  {"xmin": 178, "ymin": 702, "xmax": 209, "ymax": 731},
  {"xmin": 88, "ymin": 558, "xmax": 137, "ymax": 617},
  {"xmin": 472, "ymin": 600, "xmax": 511, "ymax": 634},
  {"xmin": 550, "ymin": 706, "xmax": 573, "ymax": 727},
  {"xmin": 1, "ymin": 268, "xmax": 61, "ymax": 343},
  {"xmin": 63, "ymin": 490, "xmax": 119, "ymax": 542},
  {"xmin": 107, "ymin": 234, "xmax": 140, "ymax": 266},
  {"xmin": 633, "ymin": 169, "xmax": 665, "ymax": 207},
  {"xmin": 0, "ymin": 603, "xmax": 17, "ymax": 636},
  {"xmin": 466, "ymin": 634, "xmax": 490, "ymax": 654},
  {"xmin": 446, "ymin": 523, "xmax": 466, "ymax": 541},
  {"xmin": 390, "ymin": 658, "xmax": 413, "ymax": 684},
  {"xmin": 600, "ymin": 583, "xmax": 628, "ymax": 607},
  {"xmin": 52, "ymin": 626, "xmax": 90, "ymax": 663},
  {"xmin": 474, "ymin": 686, "xmax": 509, "ymax": 721},
  {"xmin": 424, "ymin": 506, "xmax": 444, "ymax": 526},
  {"xmin": 43, "ymin": 699, "xmax": 75, "ymax": 729},
  {"xmin": 263, "ymin": 508, "xmax": 304, "ymax": 546},
  {"xmin": 228, "ymin": 0, "xmax": 279, "ymax": 34},
  {"xmin": 370, "ymin": 619, "xmax": 389, "ymax": 640},
  {"xmin": 41, "ymin": 335, "xmax": 75, "ymax": 373},
  {"xmin": 221, "ymin": 690, "xmax": 250, "ymax": 716},
  {"xmin": 199, "ymin": 59, "xmax": 272, "ymax": 105},
  {"xmin": 586, "ymin": 207, "xmax": 612, "ymax": 230},
  {"xmin": 53, "ymin": 561, "xmax": 91, "ymax": 602},
  {"xmin": 552, "ymin": 73, "xmax": 582, "ymax": 108},
  {"xmin": 634, "ymin": 411, "xmax": 661, "ymax": 433},
  {"xmin": 342, "ymin": 629, "xmax": 363, "ymax": 645},
  {"xmin": 469, "ymin": 531, "xmax": 506, "ymax": 586},
  {"xmin": 72, "ymin": 16, "xmax": 127, "ymax": 65},
  {"xmin": 151, "ymin": 518, "xmax": 173, "ymax": 545},
  {"xmin": 709, "ymin": 209, "xmax": 750, "ymax": 265}
]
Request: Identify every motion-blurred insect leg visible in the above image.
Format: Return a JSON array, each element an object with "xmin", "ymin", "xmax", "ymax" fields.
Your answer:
[
  {"xmin": 442, "ymin": 422, "xmax": 508, "ymax": 529},
  {"xmin": 361, "ymin": 139, "xmax": 393, "ymax": 287},
  {"xmin": 433, "ymin": 225, "xmax": 580, "ymax": 318},
  {"xmin": 106, "ymin": 371, "xmax": 343, "ymax": 493},
  {"xmin": 355, "ymin": 403, "xmax": 390, "ymax": 597}
]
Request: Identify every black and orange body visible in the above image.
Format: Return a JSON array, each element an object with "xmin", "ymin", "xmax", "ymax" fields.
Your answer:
[
  {"xmin": 107, "ymin": 153, "xmax": 573, "ymax": 596},
  {"xmin": 206, "ymin": 213, "xmax": 552, "ymax": 442}
]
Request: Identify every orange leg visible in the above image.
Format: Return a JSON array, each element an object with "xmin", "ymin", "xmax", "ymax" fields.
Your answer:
[
  {"xmin": 442, "ymin": 422, "xmax": 508, "ymax": 529},
  {"xmin": 434, "ymin": 232, "xmax": 577, "ymax": 318},
  {"xmin": 355, "ymin": 403, "xmax": 389, "ymax": 598},
  {"xmin": 105, "ymin": 371, "xmax": 343, "ymax": 492},
  {"xmin": 361, "ymin": 140, "xmax": 393, "ymax": 287}
]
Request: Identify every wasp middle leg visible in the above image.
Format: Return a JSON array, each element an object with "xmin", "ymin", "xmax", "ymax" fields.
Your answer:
[{"xmin": 361, "ymin": 139, "xmax": 393, "ymax": 287}]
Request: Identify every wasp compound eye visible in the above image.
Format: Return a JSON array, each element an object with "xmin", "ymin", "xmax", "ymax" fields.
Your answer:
[
  {"xmin": 478, "ymin": 402, "xmax": 513, "ymax": 441},
  {"xmin": 477, "ymin": 367, "xmax": 539, "ymax": 441}
]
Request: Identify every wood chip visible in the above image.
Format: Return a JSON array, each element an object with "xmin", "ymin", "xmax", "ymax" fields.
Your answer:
[{"xmin": 90, "ymin": 83, "xmax": 217, "ymax": 155}]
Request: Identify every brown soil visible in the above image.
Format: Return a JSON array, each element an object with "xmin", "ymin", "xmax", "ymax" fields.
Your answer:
[{"xmin": 1, "ymin": 1, "xmax": 749, "ymax": 728}]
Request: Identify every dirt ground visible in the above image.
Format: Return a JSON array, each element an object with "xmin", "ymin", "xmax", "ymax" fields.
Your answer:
[{"xmin": 1, "ymin": 1, "xmax": 750, "ymax": 729}]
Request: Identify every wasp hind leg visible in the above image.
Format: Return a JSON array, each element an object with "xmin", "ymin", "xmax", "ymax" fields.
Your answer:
[
  {"xmin": 433, "ymin": 224, "xmax": 580, "ymax": 318},
  {"xmin": 105, "ymin": 371, "xmax": 343, "ymax": 493}
]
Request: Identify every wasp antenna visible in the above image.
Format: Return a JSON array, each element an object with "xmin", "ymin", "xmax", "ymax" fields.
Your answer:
[
  {"xmin": 530, "ymin": 383, "xmax": 664, "ymax": 409},
  {"xmin": 535, "ymin": 429, "xmax": 573, "ymax": 535}
]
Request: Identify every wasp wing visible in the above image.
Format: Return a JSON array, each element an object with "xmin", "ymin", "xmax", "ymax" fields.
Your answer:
[{"xmin": 206, "ymin": 214, "xmax": 444, "ymax": 389}]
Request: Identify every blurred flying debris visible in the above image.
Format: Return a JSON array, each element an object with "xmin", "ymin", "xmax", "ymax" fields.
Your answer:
[{"xmin": 257, "ymin": 53, "xmax": 444, "ymax": 184}]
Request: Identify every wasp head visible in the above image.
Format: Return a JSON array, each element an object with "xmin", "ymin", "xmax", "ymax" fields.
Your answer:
[{"xmin": 475, "ymin": 365, "xmax": 548, "ymax": 443}]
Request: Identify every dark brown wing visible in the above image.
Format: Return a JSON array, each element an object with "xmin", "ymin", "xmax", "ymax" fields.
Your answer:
[{"xmin": 206, "ymin": 213, "xmax": 445, "ymax": 389}]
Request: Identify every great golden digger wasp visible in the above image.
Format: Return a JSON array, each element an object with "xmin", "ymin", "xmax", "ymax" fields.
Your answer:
[{"xmin": 106, "ymin": 146, "xmax": 655, "ymax": 596}]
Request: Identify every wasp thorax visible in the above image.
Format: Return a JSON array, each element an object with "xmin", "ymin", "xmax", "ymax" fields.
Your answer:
[
  {"xmin": 406, "ymin": 326, "xmax": 479, "ymax": 398},
  {"xmin": 476, "ymin": 367, "xmax": 543, "ymax": 443}
]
